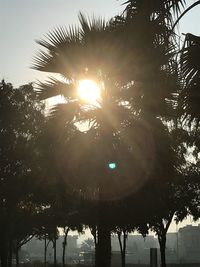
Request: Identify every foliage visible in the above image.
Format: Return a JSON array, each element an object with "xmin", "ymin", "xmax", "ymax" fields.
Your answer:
[
  {"xmin": 0, "ymin": 81, "xmax": 45, "ymax": 267},
  {"xmin": 32, "ymin": 1, "xmax": 200, "ymax": 267},
  {"xmin": 180, "ymin": 34, "xmax": 200, "ymax": 126}
]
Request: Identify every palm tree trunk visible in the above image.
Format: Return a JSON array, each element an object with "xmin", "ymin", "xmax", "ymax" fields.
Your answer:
[
  {"xmin": 8, "ymin": 240, "xmax": 12, "ymax": 267},
  {"xmin": 96, "ymin": 183, "xmax": 111, "ymax": 267},
  {"xmin": 96, "ymin": 222, "xmax": 111, "ymax": 267}
]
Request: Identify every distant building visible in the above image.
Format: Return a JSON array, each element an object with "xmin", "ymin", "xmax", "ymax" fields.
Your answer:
[
  {"xmin": 178, "ymin": 224, "xmax": 200, "ymax": 263},
  {"xmin": 165, "ymin": 233, "xmax": 178, "ymax": 264},
  {"xmin": 112, "ymin": 225, "xmax": 200, "ymax": 265},
  {"xmin": 22, "ymin": 225, "xmax": 200, "ymax": 265},
  {"xmin": 111, "ymin": 234, "xmax": 158, "ymax": 264}
]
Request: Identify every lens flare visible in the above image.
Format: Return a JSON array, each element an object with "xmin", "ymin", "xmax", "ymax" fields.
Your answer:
[
  {"xmin": 78, "ymin": 79, "xmax": 101, "ymax": 104},
  {"xmin": 108, "ymin": 162, "xmax": 117, "ymax": 169}
]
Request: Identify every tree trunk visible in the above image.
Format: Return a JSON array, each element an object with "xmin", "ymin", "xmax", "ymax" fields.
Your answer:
[
  {"xmin": 53, "ymin": 237, "xmax": 57, "ymax": 267},
  {"xmin": 8, "ymin": 240, "xmax": 12, "ymax": 267},
  {"xmin": 122, "ymin": 230, "xmax": 127, "ymax": 267},
  {"xmin": 62, "ymin": 227, "xmax": 69, "ymax": 267},
  {"xmin": 96, "ymin": 222, "xmax": 111, "ymax": 267},
  {"xmin": 0, "ymin": 234, "xmax": 9, "ymax": 267},
  {"xmin": 158, "ymin": 234, "xmax": 166, "ymax": 267},
  {"xmin": 90, "ymin": 226, "xmax": 97, "ymax": 267},
  {"xmin": 91, "ymin": 227, "xmax": 97, "ymax": 248},
  {"xmin": 0, "ymin": 246, "xmax": 8, "ymax": 267},
  {"xmin": 15, "ymin": 248, "xmax": 19, "ymax": 267},
  {"xmin": 96, "ymin": 162, "xmax": 112, "ymax": 267},
  {"xmin": 44, "ymin": 236, "xmax": 47, "ymax": 267},
  {"xmin": 44, "ymin": 236, "xmax": 50, "ymax": 267},
  {"xmin": 117, "ymin": 230, "xmax": 127, "ymax": 267},
  {"xmin": 121, "ymin": 253, "xmax": 126, "ymax": 267},
  {"xmin": 156, "ymin": 216, "xmax": 174, "ymax": 267}
]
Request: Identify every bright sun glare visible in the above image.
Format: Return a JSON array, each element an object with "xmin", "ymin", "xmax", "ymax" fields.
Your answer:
[{"xmin": 78, "ymin": 79, "xmax": 101, "ymax": 104}]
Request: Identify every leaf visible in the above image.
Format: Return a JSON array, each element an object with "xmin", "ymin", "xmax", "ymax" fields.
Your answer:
[{"xmin": 36, "ymin": 77, "xmax": 76, "ymax": 100}]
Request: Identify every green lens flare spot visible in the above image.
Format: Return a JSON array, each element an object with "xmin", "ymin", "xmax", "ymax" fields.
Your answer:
[{"xmin": 108, "ymin": 162, "xmax": 117, "ymax": 169}]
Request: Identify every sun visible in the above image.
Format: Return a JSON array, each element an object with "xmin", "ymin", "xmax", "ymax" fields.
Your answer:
[{"xmin": 78, "ymin": 79, "xmax": 101, "ymax": 104}]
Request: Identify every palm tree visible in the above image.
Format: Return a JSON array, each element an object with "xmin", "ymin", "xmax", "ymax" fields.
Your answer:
[
  {"xmin": 33, "ymin": 1, "xmax": 185, "ymax": 265},
  {"xmin": 33, "ymin": 13, "xmax": 143, "ymax": 267}
]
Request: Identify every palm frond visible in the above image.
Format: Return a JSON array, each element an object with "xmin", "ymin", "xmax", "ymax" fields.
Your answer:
[
  {"xmin": 32, "ymin": 26, "xmax": 83, "ymax": 77},
  {"xmin": 32, "ymin": 49, "xmax": 57, "ymax": 73},
  {"xmin": 173, "ymin": 0, "xmax": 200, "ymax": 30},
  {"xmin": 36, "ymin": 26, "xmax": 80, "ymax": 52},
  {"xmin": 78, "ymin": 12, "xmax": 107, "ymax": 37},
  {"xmin": 33, "ymin": 14, "xmax": 122, "ymax": 81},
  {"xmin": 36, "ymin": 77, "xmax": 76, "ymax": 100},
  {"xmin": 180, "ymin": 34, "xmax": 200, "ymax": 124},
  {"xmin": 181, "ymin": 34, "xmax": 200, "ymax": 83},
  {"xmin": 167, "ymin": 0, "xmax": 186, "ymax": 17},
  {"xmin": 49, "ymin": 102, "xmax": 80, "ymax": 123},
  {"xmin": 123, "ymin": 0, "xmax": 186, "ymax": 23}
]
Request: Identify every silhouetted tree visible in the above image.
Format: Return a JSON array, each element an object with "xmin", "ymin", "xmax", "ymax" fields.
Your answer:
[
  {"xmin": 0, "ymin": 81, "xmax": 45, "ymax": 267},
  {"xmin": 8, "ymin": 205, "xmax": 40, "ymax": 267},
  {"xmin": 33, "ymin": 13, "xmax": 148, "ymax": 267},
  {"xmin": 32, "ymin": 1, "xmax": 199, "ymax": 266},
  {"xmin": 179, "ymin": 33, "xmax": 200, "ymax": 126},
  {"xmin": 177, "ymin": 9, "xmax": 200, "ymax": 242}
]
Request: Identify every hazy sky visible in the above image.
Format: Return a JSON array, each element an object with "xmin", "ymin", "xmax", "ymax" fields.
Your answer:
[
  {"xmin": 0, "ymin": 0, "xmax": 123, "ymax": 86},
  {"xmin": 1, "ymin": 0, "xmax": 200, "ymax": 87}
]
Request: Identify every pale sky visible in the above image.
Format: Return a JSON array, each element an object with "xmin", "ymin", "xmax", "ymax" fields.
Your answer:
[
  {"xmin": 0, "ymin": 0, "xmax": 123, "ymax": 86},
  {"xmin": 1, "ymin": 0, "xmax": 200, "ymax": 87},
  {"xmin": 1, "ymin": 0, "xmax": 200, "ymax": 236}
]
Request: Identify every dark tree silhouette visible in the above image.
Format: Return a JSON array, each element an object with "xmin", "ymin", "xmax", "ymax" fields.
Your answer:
[
  {"xmin": 180, "ymin": 33, "xmax": 200, "ymax": 126},
  {"xmin": 0, "ymin": 81, "xmax": 45, "ymax": 267},
  {"xmin": 32, "ymin": 1, "xmax": 200, "ymax": 266},
  {"xmin": 33, "ymin": 13, "xmax": 150, "ymax": 267}
]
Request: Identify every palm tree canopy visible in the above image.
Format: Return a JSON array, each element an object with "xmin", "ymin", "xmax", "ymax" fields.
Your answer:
[
  {"xmin": 33, "ymin": 11, "xmax": 178, "ymax": 200},
  {"xmin": 180, "ymin": 33, "xmax": 200, "ymax": 125},
  {"xmin": 123, "ymin": 0, "xmax": 186, "ymax": 22}
]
